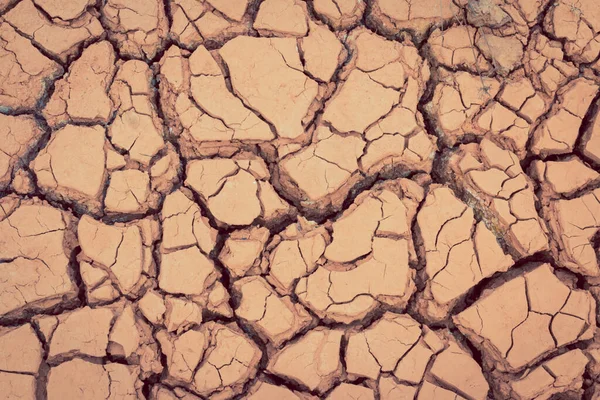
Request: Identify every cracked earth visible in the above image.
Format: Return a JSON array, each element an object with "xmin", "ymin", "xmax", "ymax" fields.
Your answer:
[{"xmin": 2, "ymin": 0, "xmax": 600, "ymax": 399}]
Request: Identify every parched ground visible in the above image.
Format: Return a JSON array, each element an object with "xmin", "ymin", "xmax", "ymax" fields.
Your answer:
[{"xmin": 2, "ymin": 0, "xmax": 600, "ymax": 399}]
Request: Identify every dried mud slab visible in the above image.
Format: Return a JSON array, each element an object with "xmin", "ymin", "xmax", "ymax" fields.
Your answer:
[
  {"xmin": 367, "ymin": 0, "xmax": 460, "ymax": 42},
  {"xmin": 32, "ymin": 124, "xmax": 110, "ymax": 214},
  {"xmin": 530, "ymin": 77, "xmax": 598, "ymax": 157},
  {"xmin": 0, "ymin": 321, "xmax": 42, "ymax": 397},
  {"xmin": 158, "ymin": 34, "xmax": 323, "ymax": 158},
  {"xmin": 42, "ymin": 41, "xmax": 117, "ymax": 127},
  {"xmin": 0, "ymin": 22, "xmax": 63, "ymax": 112},
  {"xmin": 245, "ymin": 379, "xmax": 317, "ymax": 400},
  {"xmin": 415, "ymin": 184, "xmax": 513, "ymax": 322},
  {"xmin": 157, "ymin": 321, "xmax": 262, "ymax": 399},
  {"xmin": 544, "ymin": 188, "xmax": 600, "ymax": 276},
  {"xmin": 3, "ymin": 0, "xmax": 103, "ymax": 62},
  {"xmin": 346, "ymin": 312, "xmax": 490, "ymax": 400},
  {"xmin": 3, "ymin": 0, "xmax": 600, "ymax": 398},
  {"xmin": 233, "ymin": 276, "xmax": 313, "ymax": 347},
  {"xmin": 544, "ymin": 0, "xmax": 600, "ymax": 63},
  {"xmin": 277, "ymin": 28, "xmax": 436, "ymax": 216},
  {"xmin": 34, "ymin": 40, "xmax": 171, "ymax": 217},
  {"xmin": 168, "ymin": 0, "xmax": 252, "ymax": 49},
  {"xmin": 219, "ymin": 226, "xmax": 270, "ymax": 279},
  {"xmin": 267, "ymin": 327, "xmax": 343, "ymax": 393},
  {"xmin": 263, "ymin": 216, "xmax": 329, "ymax": 295},
  {"xmin": 445, "ymin": 138, "xmax": 549, "ymax": 258},
  {"xmin": 583, "ymin": 103, "xmax": 600, "ymax": 165},
  {"xmin": 185, "ymin": 154, "xmax": 293, "ymax": 227},
  {"xmin": 0, "ymin": 114, "xmax": 44, "ymax": 190},
  {"xmin": 47, "ymin": 358, "xmax": 143, "ymax": 399},
  {"xmin": 101, "ymin": 0, "xmax": 168, "ymax": 59},
  {"xmin": 0, "ymin": 196, "xmax": 78, "ymax": 321},
  {"xmin": 530, "ymin": 156, "xmax": 600, "ymax": 199},
  {"xmin": 492, "ymin": 349, "xmax": 589, "ymax": 399},
  {"xmin": 424, "ymin": 69, "xmax": 548, "ymax": 157},
  {"xmin": 455, "ymin": 263, "xmax": 595, "ymax": 372},
  {"xmin": 312, "ymin": 0, "xmax": 365, "ymax": 30},
  {"xmin": 78, "ymin": 215, "xmax": 158, "ymax": 302},
  {"xmin": 296, "ymin": 178, "xmax": 422, "ymax": 323}
]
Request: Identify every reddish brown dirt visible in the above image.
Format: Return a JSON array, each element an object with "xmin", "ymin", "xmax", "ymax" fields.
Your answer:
[{"xmin": 1, "ymin": 0, "xmax": 600, "ymax": 399}]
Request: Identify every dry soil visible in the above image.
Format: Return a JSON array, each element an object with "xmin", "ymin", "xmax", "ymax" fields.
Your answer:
[{"xmin": 1, "ymin": 0, "xmax": 600, "ymax": 399}]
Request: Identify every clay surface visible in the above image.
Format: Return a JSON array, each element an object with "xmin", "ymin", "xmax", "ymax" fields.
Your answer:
[{"xmin": 2, "ymin": 0, "xmax": 600, "ymax": 398}]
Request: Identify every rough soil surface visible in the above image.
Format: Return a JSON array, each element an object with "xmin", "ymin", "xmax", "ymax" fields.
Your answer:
[{"xmin": 2, "ymin": 0, "xmax": 600, "ymax": 399}]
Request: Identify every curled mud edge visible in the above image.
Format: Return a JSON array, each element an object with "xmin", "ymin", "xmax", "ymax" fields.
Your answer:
[{"xmin": 1, "ymin": 0, "xmax": 600, "ymax": 399}]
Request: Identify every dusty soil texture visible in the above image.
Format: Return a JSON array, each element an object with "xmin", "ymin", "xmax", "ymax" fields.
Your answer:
[{"xmin": 3, "ymin": 0, "xmax": 600, "ymax": 399}]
